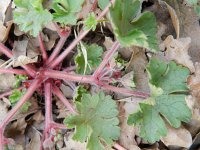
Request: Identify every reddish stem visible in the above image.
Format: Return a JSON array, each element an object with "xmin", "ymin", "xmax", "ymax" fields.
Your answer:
[
  {"xmin": 90, "ymin": 0, "xmax": 98, "ymax": 12},
  {"xmin": 38, "ymin": 33, "xmax": 48, "ymax": 62},
  {"xmin": 0, "ymin": 68, "xmax": 27, "ymax": 75},
  {"xmin": 52, "ymin": 85, "xmax": 77, "ymax": 114},
  {"xmin": 113, "ymin": 143, "xmax": 127, "ymax": 150},
  {"xmin": 44, "ymin": 80, "xmax": 53, "ymax": 139},
  {"xmin": 44, "ymin": 70, "xmax": 149, "ymax": 98},
  {"xmin": 0, "ymin": 86, "xmax": 23, "ymax": 99},
  {"xmin": 0, "ymin": 78, "xmax": 42, "ymax": 150},
  {"xmin": 0, "ymin": 43, "xmax": 36, "ymax": 77},
  {"xmin": 93, "ymin": 41, "xmax": 120, "ymax": 78},
  {"xmin": 0, "ymin": 43, "xmax": 13, "ymax": 58},
  {"xmin": 49, "ymin": 0, "xmax": 115, "ymax": 68},
  {"xmin": 44, "ymin": 70, "xmax": 95, "ymax": 83},
  {"xmin": 98, "ymin": 82, "xmax": 149, "ymax": 98},
  {"xmin": 46, "ymin": 35, "xmax": 69, "ymax": 65}
]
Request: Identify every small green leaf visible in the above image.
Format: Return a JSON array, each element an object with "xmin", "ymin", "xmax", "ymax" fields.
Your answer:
[
  {"xmin": 14, "ymin": 75, "xmax": 28, "ymax": 88},
  {"xmin": 109, "ymin": 0, "xmax": 158, "ymax": 51},
  {"xmin": 84, "ymin": 13, "xmax": 98, "ymax": 31},
  {"xmin": 128, "ymin": 59, "xmax": 192, "ymax": 143},
  {"xmin": 13, "ymin": 0, "xmax": 53, "ymax": 37},
  {"xmin": 64, "ymin": 92, "xmax": 120, "ymax": 150},
  {"xmin": 9, "ymin": 89, "xmax": 31, "ymax": 112},
  {"xmin": 52, "ymin": 0, "xmax": 84, "ymax": 25},
  {"xmin": 75, "ymin": 43, "xmax": 103, "ymax": 75},
  {"xmin": 73, "ymin": 86, "xmax": 88, "ymax": 102}
]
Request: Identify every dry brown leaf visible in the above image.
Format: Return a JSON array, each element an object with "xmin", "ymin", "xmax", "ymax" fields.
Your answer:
[
  {"xmin": 126, "ymin": 48, "xmax": 149, "ymax": 93},
  {"xmin": 188, "ymin": 63, "xmax": 200, "ymax": 103},
  {"xmin": 164, "ymin": 2, "xmax": 180, "ymax": 38},
  {"xmin": 8, "ymin": 118, "xmax": 27, "ymax": 134},
  {"xmin": 0, "ymin": 60, "xmax": 16, "ymax": 91},
  {"xmin": 33, "ymin": 110, "xmax": 45, "ymax": 123},
  {"xmin": 161, "ymin": 35, "xmax": 194, "ymax": 72},
  {"xmin": 26, "ymin": 128, "xmax": 41, "ymax": 150},
  {"xmin": 185, "ymin": 96, "xmax": 200, "ymax": 136},
  {"xmin": 56, "ymin": 98, "xmax": 72, "ymax": 119},
  {"xmin": 120, "ymin": 71, "xmax": 136, "ymax": 89},
  {"xmin": 161, "ymin": 124, "xmax": 192, "ymax": 148},
  {"xmin": 0, "ymin": 21, "xmax": 7, "ymax": 42},
  {"xmin": 0, "ymin": 101, "xmax": 8, "ymax": 124},
  {"xmin": 13, "ymin": 40, "xmax": 28, "ymax": 57},
  {"xmin": 60, "ymin": 132, "xmax": 87, "ymax": 150},
  {"xmin": 60, "ymin": 84, "xmax": 73, "ymax": 99},
  {"xmin": 13, "ymin": 55, "xmax": 38, "ymax": 67},
  {"xmin": 0, "ymin": 0, "xmax": 11, "ymax": 22},
  {"xmin": 118, "ymin": 98, "xmax": 142, "ymax": 149}
]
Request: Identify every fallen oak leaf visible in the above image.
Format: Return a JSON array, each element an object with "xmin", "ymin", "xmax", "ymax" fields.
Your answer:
[
  {"xmin": 13, "ymin": 55, "xmax": 38, "ymax": 67},
  {"xmin": 161, "ymin": 35, "xmax": 195, "ymax": 72},
  {"xmin": 161, "ymin": 124, "xmax": 192, "ymax": 148}
]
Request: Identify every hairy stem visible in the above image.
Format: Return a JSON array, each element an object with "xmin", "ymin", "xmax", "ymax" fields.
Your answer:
[
  {"xmin": 44, "ymin": 80, "xmax": 53, "ymax": 139},
  {"xmin": 0, "ymin": 78, "xmax": 42, "ymax": 150},
  {"xmin": 46, "ymin": 31, "xmax": 70, "ymax": 65},
  {"xmin": 38, "ymin": 33, "xmax": 48, "ymax": 62},
  {"xmin": 44, "ymin": 70, "xmax": 149, "ymax": 98},
  {"xmin": 98, "ymin": 82, "xmax": 149, "ymax": 98},
  {"xmin": 93, "ymin": 41, "xmax": 120, "ymax": 78},
  {"xmin": 49, "ymin": 0, "xmax": 115, "ymax": 68},
  {"xmin": 52, "ymin": 85, "xmax": 77, "ymax": 114},
  {"xmin": 44, "ymin": 69, "xmax": 95, "ymax": 83},
  {"xmin": 0, "ymin": 68, "xmax": 27, "ymax": 75}
]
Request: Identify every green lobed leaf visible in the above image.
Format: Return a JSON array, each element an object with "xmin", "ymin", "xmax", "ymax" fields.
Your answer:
[
  {"xmin": 13, "ymin": 0, "xmax": 53, "ymax": 37},
  {"xmin": 52, "ymin": 0, "xmax": 84, "ymax": 25},
  {"xmin": 73, "ymin": 86, "xmax": 88, "ymax": 102},
  {"xmin": 147, "ymin": 59, "xmax": 190, "ymax": 94},
  {"xmin": 83, "ymin": 13, "xmax": 98, "ymax": 31},
  {"xmin": 128, "ymin": 59, "xmax": 192, "ymax": 143},
  {"xmin": 109, "ymin": 0, "xmax": 158, "ymax": 51},
  {"xmin": 9, "ymin": 89, "xmax": 31, "ymax": 112},
  {"xmin": 64, "ymin": 92, "xmax": 120, "ymax": 150},
  {"xmin": 75, "ymin": 43, "xmax": 103, "ymax": 75},
  {"xmin": 14, "ymin": 75, "xmax": 28, "ymax": 88}
]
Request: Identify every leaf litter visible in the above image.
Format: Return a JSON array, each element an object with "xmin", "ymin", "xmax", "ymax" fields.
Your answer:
[{"xmin": 0, "ymin": 0, "xmax": 200, "ymax": 150}]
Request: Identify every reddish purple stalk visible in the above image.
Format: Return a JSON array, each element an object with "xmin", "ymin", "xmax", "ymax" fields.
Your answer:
[
  {"xmin": 44, "ymin": 80, "xmax": 52, "ymax": 139},
  {"xmin": 38, "ymin": 33, "xmax": 48, "ymax": 62}
]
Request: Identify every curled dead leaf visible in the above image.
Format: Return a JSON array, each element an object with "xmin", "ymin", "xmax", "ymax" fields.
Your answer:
[
  {"xmin": 161, "ymin": 124, "xmax": 192, "ymax": 148},
  {"xmin": 0, "ymin": 21, "xmax": 12, "ymax": 43},
  {"xmin": 161, "ymin": 35, "xmax": 195, "ymax": 72},
  {"xmin": 164, "ymin": 2, "xmax": 180, "ymax": 38}
]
